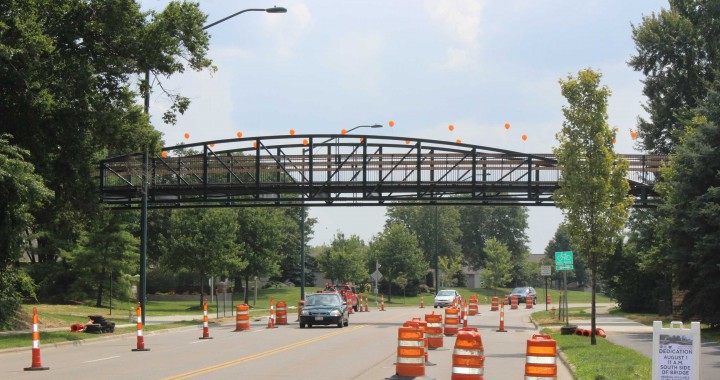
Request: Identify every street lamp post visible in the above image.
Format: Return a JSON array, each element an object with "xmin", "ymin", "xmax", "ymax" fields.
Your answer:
[
  {"xmin": 138, "ymin": 6, "xmax": 286, "ymax": 325},
  {"xmin": 299, "ymin": 124, "xmax": 383, "ymax": 301}
]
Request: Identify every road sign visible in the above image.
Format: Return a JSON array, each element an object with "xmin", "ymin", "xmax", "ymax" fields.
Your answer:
[
  {"xmin": 555, "ymin": 251, "xmax": 574, "ymax": 270},
  {"xmin": 372, "ymin": 269, "xmax": 383, "ymax": 282},
  {"xmin": 541, "ymin": 265, "xmax": 552, "ymax": 276}
]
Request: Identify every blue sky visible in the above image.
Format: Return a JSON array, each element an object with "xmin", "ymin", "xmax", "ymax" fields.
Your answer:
[{"xmin": 139, "ymin": 0, "xmax": 667, "ymax": 253}]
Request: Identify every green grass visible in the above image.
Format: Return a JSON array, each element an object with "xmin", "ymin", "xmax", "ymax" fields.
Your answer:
[{"xmin": 543, "ymin": 328, "xmax": 651, "ymax": 380}]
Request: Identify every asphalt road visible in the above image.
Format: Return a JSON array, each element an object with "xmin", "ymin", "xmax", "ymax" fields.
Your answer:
[{"xmin": 0, "ymin": 304, "xmax": 572, "ymax": 379}]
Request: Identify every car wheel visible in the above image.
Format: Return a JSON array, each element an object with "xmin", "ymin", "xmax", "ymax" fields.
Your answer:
[
  {"xmin": 533, "ymin": 297, "xmax": 537, "ymax": 305},
  {"xmin": 344, "ymin": 316, "xmax": 349, "ymax": 327},
  {"xmin": 434, "ymin": 305, "xmax": 438, "ymax": 308},
  {"xmin": 300, "ymin": 322, "xmax": 306, "ymax": 329},
  {"xmin": 353, "ymin": 303, "xmax": 359, "ymax": 312},
  {"xmin": 337, "ymin": 320, "xmax": 343, "ymax": 328}
]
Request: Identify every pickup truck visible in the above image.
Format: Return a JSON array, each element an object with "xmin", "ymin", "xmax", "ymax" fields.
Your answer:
[{"xmin": 324, "ymin": 283, "xmax": 359, "ymax": 312}]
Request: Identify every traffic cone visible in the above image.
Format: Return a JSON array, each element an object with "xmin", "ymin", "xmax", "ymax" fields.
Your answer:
[
  {"xmin": 131, "ymin": 302, "xmax": 150, "ymax": 351},
  {"xmin": 380, "ymin": 294, "xmax": 385, "ymax": 311},
  {"xmin": 24, "ymin": 307, "xmax": 49, "ymax": 371},
  {"xmin": 420, "ymin": 295, "xmax": 425, "ymax": 308},
  {"xmin": 364, "ymin": 294, "xmax": 369, "ymax": 312},
  {"xmin": 267, "ymin": 297, "xmax": 276, "ymax": 329},
  {"xmin": 496, "ymin": 302, "xmax": 507, "ymax": 332},
  {"xmin": 199, "ymin": 300, "xmax": 212, "ymax": 339}
]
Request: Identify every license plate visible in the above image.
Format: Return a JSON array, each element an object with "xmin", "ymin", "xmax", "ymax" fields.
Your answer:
[{"xmin": 315, "ymin": 316, "xmax": 324, "ymax": 321}]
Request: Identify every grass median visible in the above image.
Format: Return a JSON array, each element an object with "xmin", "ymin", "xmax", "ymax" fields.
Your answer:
[{"xmin": 532, "ymin": 309, "xmax": 651, "ymax": 380}]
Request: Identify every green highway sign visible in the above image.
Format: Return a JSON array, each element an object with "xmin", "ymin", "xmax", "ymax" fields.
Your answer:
[{"xmin": 555, "ymin": 251, "xmax": 574, "ymax": 271}]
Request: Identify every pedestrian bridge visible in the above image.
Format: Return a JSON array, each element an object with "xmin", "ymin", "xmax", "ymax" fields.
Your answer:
[{"xmin": 99, "ymin": 134, "xmax": 665, "ymax": 208}]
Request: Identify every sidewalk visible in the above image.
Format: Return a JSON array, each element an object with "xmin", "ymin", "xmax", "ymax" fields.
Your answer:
[{"xmin": 571, "ymin": 306, "xmax": 720, "ymax": 379}]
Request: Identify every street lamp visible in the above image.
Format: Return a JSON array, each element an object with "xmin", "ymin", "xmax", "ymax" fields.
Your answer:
[
  {"xmin": 138, "ymin": 6, "xmax": 286, "ymax": 325},
  {"xmin": 299, "ymin": 124, "xmax": 383, "ymax": 301}
]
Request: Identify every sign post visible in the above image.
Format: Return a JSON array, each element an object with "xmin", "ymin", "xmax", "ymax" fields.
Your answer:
[
  {"xmin": 554, "ymin": 251, "xmax": 574, "ymax": 329},
  {"xmin": 540, "ymin": 265, "xmax": 552, "ymax": 311},
  {"xmin": 652, "ymin": 321, "xmax": 700, "ymax": 380}
]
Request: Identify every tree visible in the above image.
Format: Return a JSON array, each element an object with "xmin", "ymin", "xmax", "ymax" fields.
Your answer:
[
  {"xmin": 271, "ymin": 207, "xmax": 317, "ymax": 287},
  {"xmin": 554, "ymin": 69, "xmax": 634, "ymax": 345},
  {"xmin": 63, "ymin": 209, "xmax": 139, "ymax": 307},
  {"xmin": 438, "ymin": 255, "xmax": 463, "ymax": 287},
  {"xmin": 0, "ymin": 134, "xmax": 53, "ymax": 328},
  {"xmin": 316, "ymin": 233, "xmax": 368, "ymax": 284},
  {"xmin": 629, "ymin": 1, "xmax": 720, "ymax": 154},
  {"xmin": 369, "ymin": 224, "xmax": 428, "ymax": 302},
  {"xmin": 235, "ymin": 207, "xmax": 286, "ymax": 304},
  {"xmin": 479, "ymin": 238, "xmax": 513, "ymax": 293},
  {"xmin": 386, "ymin": 205, "xmax": 462, "ymax": 264},
  {"xmin": 164, "ymin": 208, "xmax": 245, "ymax": 307},
  {"xmin": 658, "ymin": 109, "xmax": 720, "ymax": 326},
  {"xmin": 0, "ymin": 0, "xmax": 212, "ymax": 300}
]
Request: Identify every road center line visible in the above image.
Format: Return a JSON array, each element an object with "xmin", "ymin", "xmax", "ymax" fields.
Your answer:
[{"xmin": 164, "ymin": 310, "xmax": 416, "ymax": 380}]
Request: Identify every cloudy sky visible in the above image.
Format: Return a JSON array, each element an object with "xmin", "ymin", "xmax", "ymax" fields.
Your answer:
[{"xmin": 139, "ymin": 0, "xmax": 667, "ymax": 253}]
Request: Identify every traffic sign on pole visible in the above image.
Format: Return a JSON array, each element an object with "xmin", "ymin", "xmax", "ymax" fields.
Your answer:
[{"xmin": 555, "ymin": 251, "xmax": 574, "ymax": 271}]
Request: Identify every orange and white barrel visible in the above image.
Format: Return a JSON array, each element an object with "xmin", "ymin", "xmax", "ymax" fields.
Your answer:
[
  {"xmin": 451, "ymin": 327, "xmax": 484, "ymax": 379},
  {"xmin": 511, "ymin": 295, "xmax": 519, "ymax": 310},
  {"xmin": 234, "ymin": 304, "xmax": 250, "ymax": 331},
  {"xmin": 524, "ymin": 334, "xmax": 557, "ymax": 379},
  {"xmin": 490, "ymin": 296, "xmax": 499, "ymax": 311},
  {"xmin": 395, "ymin": 326, "xmax": 425, "ymax": 377},
  {"xmin": 425, "ymin": 312, "xmax": 444, "ymax": 348},
  {"xmin": 444, "ymin": 307, "xmax": 460, "ymax": 336},
  {"xmin": 276, "ymin": 301, "xmax": 287, "ymax": 325}
]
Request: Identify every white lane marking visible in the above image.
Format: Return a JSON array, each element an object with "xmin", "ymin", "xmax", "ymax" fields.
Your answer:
[{"xmin": 83, "ymin": 355, "xmax": 120, "ymax": 363}]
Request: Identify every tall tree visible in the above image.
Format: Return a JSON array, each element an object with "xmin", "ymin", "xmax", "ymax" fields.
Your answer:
[
  {"xmin": 164, "ymin": 208, "xmax": 245, "ymax": 307},
  {"xmin": 438, "ymin": 255, "xmax": 464, "ymax": 287},
  {"xmin": 543, "ymin": 224, "xmax": 587, "ymax": 287},
  {"xmin": 629, "ymin": 1, "xmax": 720, "ymax": 154},
  {"xmin": 459, "ymin": 206, "xmax": 531, "ymax": 272},
  {"xmin": 369, "ymin": 224, "xmax": 428, "ymax": 302},
  {"xmin": 479, "ymin": 238, "xmax": 513, "ymax": 294},
  {"xmin": 316, "ymin": 233, "xmax": 368, "ymax": 284},
  {"xmin": 0, "ymin": 0, "xmax": 212, "ymax": 298},
  {"xmin": 0, "ymin": 134, "xmax": 53, "ymax": 328},
  {"xmin": 554, "ymin": 69, "xmax": 634, "ymax": 345},
  {"xmin": 386, "ymin": 205, "xmax": 462, "ymax": 263},
  {"xmin": 658, "ymin": 107, "xmax": 720, "ymax": 326},
  {"xmin": 63, "ymin": 209, "xmax": 139, "ymax": 307}
]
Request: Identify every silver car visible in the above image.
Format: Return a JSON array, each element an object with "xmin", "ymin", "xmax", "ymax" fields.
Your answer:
[{"xmin": 434, "ymin": 289, "xmax": 461, "ymax": 308}]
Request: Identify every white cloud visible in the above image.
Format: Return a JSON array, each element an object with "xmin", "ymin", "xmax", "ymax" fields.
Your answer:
[
  {"xmin": 324, "ymin": 32, "xmax": 385, "ymax": 94},
  {"xmin": 424, "ymin": 0, "xmax": 484, "ymax": 70},
  {"xmin": 263, "ymin": 2, "xmax": 314, "ymax": 62}
]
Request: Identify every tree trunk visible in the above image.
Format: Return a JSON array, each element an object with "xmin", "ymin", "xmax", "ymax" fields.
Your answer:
[
  {"xmin": 590, "ymin": 259, "xmax": 597, "ymax": 345},
  {"xmin": 244, "ymin": 275, "xmax": 250, "ymax": 305},
  {"xmin": 200, "ymin": 278, "xmax": 205, "ymax": 310},
  {"xmin": 96, "ymin": 267, "xmax": 105, "ymax": 308}
]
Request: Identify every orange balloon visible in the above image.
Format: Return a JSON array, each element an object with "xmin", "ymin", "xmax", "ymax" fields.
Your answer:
[
  {"xmin": 612, "ymin": 138, "xmax": 617, "ymax": 144},
  {"xmin": 389, "ymin": 120, "xmax": 395, "ymax": 127},
  {"xmin": 448, "ymin": 124, "xmax": 455, "ymax": 131},
  {"xmin": 359, "ymin": 137, "xmax": 364, "ymax": 142},
  {"xmin": 289, "ymin": 129, "xmax": 295, "ymax": 135},
  {"xmin": 522, "ymin": 134, "xmax": 528, "ymax": 141},
  {"xmin": 504, "ymin": 123, "xmax": 510, "ymax": 130},
  {"xmin": 184, "ymin": 132, "xmax": 190, "ymax": 139},
  {"xmin": 341, "ymin": 129, "xmax": 347, "ymax": 135},
  {"xmin": 303, "ymin": 139, "xmax": 309, "ymax": 145},
  {"xmin": 161, "ymin": 151, "xmax": 168, "ymax": 158},
  {"xmin": 456, "ymin": 139, "xmax": 462, "ymax": 143},
  {"xmin": 253, "ymin": 141, "xmax": 257, "ymax": 148},
  {"xmin": 210, "ymin": 143, "xmax": 215, "ymax": 148},
  {"xmin": 631, "ymin": 131, "xmax": 638, "ymax": 139},
  {"xmin": 405, "ymin": 140, "xmax": 410, "ymax": 144},
  {"xmin": 237, "ymin": 131, "xmax": 243, "ymax": 138}
]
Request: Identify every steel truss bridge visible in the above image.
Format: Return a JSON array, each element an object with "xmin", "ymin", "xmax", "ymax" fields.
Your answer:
[{"xmin": 99, "ymin": 135, "xmax": 666, "ymax": 208}]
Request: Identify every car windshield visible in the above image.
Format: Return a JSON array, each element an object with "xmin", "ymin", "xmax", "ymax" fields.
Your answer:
[
  {"xmin": 437, "ymin": 290, "xmax": 456, "ymax": 297},
  {"xmin": 511, "ymin": 287, "xmax": 529, "ymax": 294},
  {"xmin": 305, "ymin": 294, "xmax": 341, "ymax": 307}
]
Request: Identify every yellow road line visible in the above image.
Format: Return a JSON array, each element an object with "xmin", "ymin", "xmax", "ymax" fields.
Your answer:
[{"xmin": 164, "ymin": 310, "xmax": 418, "ymax": 379}]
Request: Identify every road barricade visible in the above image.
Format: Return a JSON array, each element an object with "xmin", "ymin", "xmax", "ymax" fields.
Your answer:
[
  {"xmin": 425, "ymin": 312, "xmax": 444, "ymax": 349},
  {"xmin": 276, "ymin": 301, "xmax": 287, "ymax": 325},
  {"xmin": 395, "ymin": 326, "xmax": 425, "ymax": 377},
  {"xmin": 234, "ymin": 304, "xmax": 250, "ymax": 331},
  {"xmin": 451, "ymin": 327, "xmax": 484, "ymax": 379},
  {"xmin": 24, "ymin": 307, "xmax": 49, "ymax": 371},
  {"xmin": 404, "ymin": 318, "xmax": 431, "ymax": 365},
  {"xmin": 524, "ymin": 334, "xmax": 557, "ymax": 379},
  {"xmin": 468, "ymin": 295, "xmax": 479, "ymax": 316},
  {"xmin": 444, "ymin": 307, "xmax": 460, "ymax": 336},
  {"xmin": 526, "ymin": 296, "xmax": 534, "ymax": 309},
  {"xmin": 511, "ymin": 295, "xmax": 519, "ymax": 309},
  {"xmin": 490, "ymin": 296, "xmax": 499, "ymax": 311},
  {"xmin": 546, "ymin": 295, "xmax": 552, "ymax": 305}
]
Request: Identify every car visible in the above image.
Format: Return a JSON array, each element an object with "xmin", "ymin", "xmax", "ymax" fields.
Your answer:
[
  {"xmin": 509, "ymin": 286, "xmax": 537, "ymax": 304},
  {"xmin": 434, "ymin": 289, "xmax": 461, "ymax": 308},
  {"xmin": 299, "ymin": 292, "xmax": 349, "ymax": 328},
  {"xmin": 324, "ymin": 283, "xmax": 359, "ymax": 312}
]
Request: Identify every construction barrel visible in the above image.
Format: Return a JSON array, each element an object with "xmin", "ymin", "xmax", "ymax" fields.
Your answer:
[
  {"xmin": 526, "ymin": 296, "xmax": 534, "ymax": 309},
  {"xmin": 234, "ymin": 304, "xmax": 250, "ymax": 331},
  {"xmin": 451, "ymin": 327, "xmax": 484, "ymax": 379},
  {"xmin": 490, "ymin": 296, "xmax": 499, "ymax": 311},
  {"xmin": 524, "ymin": 334, "xmax": 557, "ymax": 379},
  {"xmin": 511, "ymin": 295, "xmax": 519, "ymax": 310},
  {"xmin": 468, "ymin": 295, "xmax": 479, "ymax": 316},
  {"xmin": 395, "ymin": 326, "xmax": 425, "ymax": 377},
  {"xmin": 444, "ymin": 307, "xmax": 460, "ymax": 336},
  {"xmin": 276, "ymin": 301, "xmax": 287, "ymax": 325},
  {"xmin": 404, "ymin": 318, "xmax": 430, "ymax": 364},
  {"xmin": 425, "ymin": 312, "xmax": 444, "ymax": 349}
]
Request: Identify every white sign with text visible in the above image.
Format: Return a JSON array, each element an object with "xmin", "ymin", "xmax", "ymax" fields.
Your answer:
[{"xmin": 652, "ymin": 321, "xmax": 700, "ymax": 380}]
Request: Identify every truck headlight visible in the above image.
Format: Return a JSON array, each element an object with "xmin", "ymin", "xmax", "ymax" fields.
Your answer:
[
  {"xmin": 329, "ymin": 310, "xmax": 341, "ymax": 316},
  {"xmin": 301, "ymin": 310, "xmax": 309, "ymax": 316}
]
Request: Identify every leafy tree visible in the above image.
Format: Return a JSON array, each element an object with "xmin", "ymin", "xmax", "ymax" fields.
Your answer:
[
  {"xmin": 459, "ymin": 206, "xmax": 531, "ymax": 275},
  {"xmin": 164, "ymin": 208, "xmax": 245, "ymax": 307},
  {"xmin": 271, "ymin": 207, "xmax": 317, "ymax": 287},
  {"xmin": 235, "ymin": 207, "xmax": 286, "ymax": 304},
  {"xmin": 438, "ymin": 255, "xmax": 463, "ymax": 287},
  {"xmin": 0, "ymin": 0, "xmax": 212, "ymax": 299},
  {"xmin": 657, "ymin": 109, "xmax": 720, "ymax": 326},
  {"xmin": 480, "ymin": 238, "xmax": 513, "ymax": 293},
  {"xmin": 317, "ymin": 233, "xmax": 368, "ymax": 284},
  {"xmin": 63, "ymin": 209, "xmax": 139, "ymax": 306},
  {"xmin": 554, "ymin": 69, "xmax": 634, "ymax": 344},
  {"xmin": 369, "ymin": 224, "xmax": 428, "ymax": 302},
  {"xmin": 0, "ymin": 134, "xmax": 52, "ymax": 328},
  {"xmin": 386, "ymin": 205, "xmax": 462, "ymax": 264},
  {"xmin": 629, "ymin": 1, "xmax": 720, "ymax": 154}
]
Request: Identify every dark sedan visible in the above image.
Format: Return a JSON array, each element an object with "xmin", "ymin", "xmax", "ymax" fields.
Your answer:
[
  {"xmin": 509, "ymin": 286, "xmax": 537, "ymax": 304},
  {"xmin": 299, "ymin": 292, "xmax": 349, "ymax": 328}
]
